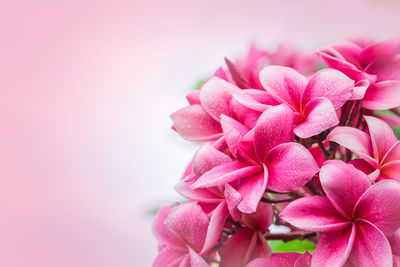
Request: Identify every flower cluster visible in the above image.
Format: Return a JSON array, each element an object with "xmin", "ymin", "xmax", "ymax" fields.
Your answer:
[{"xmin": 153, "ymin": 39, "xmax": 400, "ymax": 267}]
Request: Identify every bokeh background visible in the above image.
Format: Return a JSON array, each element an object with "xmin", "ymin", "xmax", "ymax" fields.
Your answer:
[{"xmin": 1, "ymin": 0, "xmax": 400, "ymax": 266}]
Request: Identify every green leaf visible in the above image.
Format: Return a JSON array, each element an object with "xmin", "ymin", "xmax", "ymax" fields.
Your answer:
[
  {"xmin": 268, "ymin": 239, "xmax": 316, "ymax": 254},
  {"xmin": 193, "ymin": 79, "xmax": 206, "ymax": 90}
]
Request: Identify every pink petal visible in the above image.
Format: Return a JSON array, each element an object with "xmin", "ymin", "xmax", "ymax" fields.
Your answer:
[
  {"xmin": 301, "ymin": 68, "xmax": 355, "ymax": 110},
  {"xmin": 237, "ymin": 170, "xmax": 268, "ymax": 213},
  {"xmin": 380, "ymin": 160, "xmax": 400, "ymax": 180},
  {"xmin": 266, "ymin": 142, "xmax": 319, "ymax": 192},
  {"xmin": 259, "ymin": 66, "xmax": 307, "ymax": 111},
  {"xmin": 365, "ymin": 115, "xmax": 398, "ymax": 161},
  {"xmin": 191, "ymin": 161, "xmax": 262, "ymax": 189},
  {"xmin": 171, "ymin": 104, "xmax": 222, "ymax": 142},
  {"xmin": 354, "ymin": 180, "xmax": 400, "ymax": 235},
  {"xmin": 346, "ymin": 220, "xmax": 392, "ymax": 267},
  {"xmin": 192, "ymin": 143, "xmax": 232, "ymax": 178},
  {"xmin": 200, "ymin": 77, "xmax": 239, "ymax": 121},
  {"xmin": 220, "ymin": 115, "xmax": 249, "ymax": 157},
  {"xmin": 188, "ymin": 248, "xmax": 209, "ymax": 267},
  {"xmin": 153, "ymin": 247, "xmax": 186, "ymax": 267},
  {"xmin": 174, "ymin": 181, "xmax": 221, "ymax": 203},
  {"xmin": 360, "ymin": 38, "xmax": 400, "ymax": 64},
  {"xmin": 295, "ymin": 252, "xmax": 313, "ymax": 267},
  {"xmin": 388, "ymin": 229, "xmax": 400, "ymax": 256},
  {"xmin": 224, "ymin": 184, "xmax": 242, "ymax": 221},
  {"xmin": 382, "ymin": 141, "xmax": 400, "ymax": 164},
  {"xmin": 152, "ymin": 205, "xmax": 186, "ymax": 250},
  {"xmin": 350, "ymin": 79, "xmax": 369, "ymax": 100},
  {"xmin": 349, "ymin": 158, "xmax": 375, "ymax": 176},
  {"xmin": 362, "ymin": 81, "xmax": 400, "ymax": 110},
  {"xmin": 365, "ymin": 54, "xmax": 400, "ymax": 81},
  {"xmin": 231, "ymin": 89, "xmax": 275, "ymax": 112},
  {"xmin": 242, "ymin": 202, "xmax": 274, "ymax": 232},
  {"xmin": 294, "ymin": 97, "xmax": 339, "ymax": 139},
  {"xmin": 164, "ymin": 202, "xmax": 209, "ymax": 252},
  {"xmin": 311, "ymin": 224, "xmax": 356, "ymax": 267},
  {"xmin": 247, "ymin": 253, "xmax": 304, "ymax": 267},
  {"xmin": 219, "ymin": 228, "xmax": 257, "ymax": 267},
  {"xmin": 319, "ymin": 160, "xmax": 372, "ymax": 219},
  {"xmin": 250, "ymin": 231, "xmax": 272, "ymax": 261},
  {"xmin": 327, "ymin": 126, "xmax": 377, "ymax": 168},
  {"xmin": 254, "ymin": 104, "xmax": 295, "ymax": 162},
  {"xmin": 201, "ymin": 201, "xmax": 229, "ymax": 253},
  {"xmin": 376, "ymin": 112, "xmax": 400, "ymax": 128},
  {"xmin": 186, "ymin": 90, "xmax": 200, "ymax": 105},
  {"xmin": 280, "ymin": 196, "xmax": 350, "ymax": 231}
]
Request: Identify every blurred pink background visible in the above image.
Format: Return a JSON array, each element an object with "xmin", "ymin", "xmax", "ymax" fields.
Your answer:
[{"xmin": 1, "ymin": 0, "xmax": 400, "ymax": 266}]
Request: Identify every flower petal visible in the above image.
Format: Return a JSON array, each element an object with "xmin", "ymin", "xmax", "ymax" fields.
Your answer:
[
  {"xmin": 174, "ymin": 181, "xmax": 221, "ymax": 203},
  {"xmin": 192, "ymin": 143, "xmax": 232, "ymax": 178},
  {"xmin": 388, "ymin": 229, "xmax": 400, "ymax": 256},
  {"xmin": 224, "ymin": 184, "xmax": 242, "ymax": 221},
  {"xmin": 319, "ymin": 160, "xmax": 372, "ymax": 219},
  {"xmin": 191, "ymin": 161, "xmax": 262, "ymax": 189},
  {"xmin": 242, "ymin": 202, "xmax": 274, "ymax": 232},
  {"xmin": 360, "ymin": 38, "xmax": 400, "ymax": 64},
  {"xmin": 354, "ymin": 180, "xmax": 400, "ymax": 235},
  {"xmin": 237, "ymin": 170, "xmax": 268, "ymax": 213},
  {"xmin": 380, "ymin": 160, "xmax": 400, "ymax": 180},
  {"xmin": 200, "ymin": 77, "xmax": 239, "ymax": 121},
  {"xmin": 189, "ymin": 248, "xmax": 209, "ymax": 267},
  {"xmin": 346, "ymin": 220, "xmax": 392, "ymax": 267},
  {"xmin": 280, "ymin": 196, "xmax": 350, "ymax": 231},
  {"xmin": 365, "ymin": 115, "xmax": 398, "ymax": 161},
  {"xmin": 301, "ymin": 68, "xmax": 355, "ymax": 110},
  {"xmin": 327, "ymin": 126, "xmax": 377, "ymax": 168},
  {"xmin": 171, "ymin": 104, "xmax": 222, "ymax": 142},
  {"xmin": 153, "ymin": 247, "xmax": 186, "ymax": 267},
  {"xmin": 365, "ymin": 54, "xmax": 400, "ymax": 81},
  {"xmin": 254, "ymin": 104, "xmax": 295, "ymax": 162},
  {"xmin": 219, "ymin": 228, "xmax": 257, "ymax": 267},
  {"xmin": 382, "ymin": 141, "xmax": 400, "ymax": 164},
  {"xmin": 311, "ymin": 224, "xmax": 356, "ymax": 267},
  {"xmin": 201, "ymin": 201, "xmax": 229, "ymax": 253},
  {"xmin": 220, "ymin": 115, "xmax": 249, "ymax": 157},
  {"xmin": 362, "ymin": 81, "xmax": 400, "ymax": 110},
  {"xmin": 266, "ymin": 142, "xmax": 319, "ymax": 192},
  {"xmin": 164, "ymin": 202, "xmax": 209, "ymax": 252},
  {"xmin": 153, "ymin": 205, "xmax": 187, "ymax": 250},
  {"xmin": 294, "ymin": 97, "xmax": 339, "ymax": 139},
  {"xmin": 259, "ymin": 66, "xmax": 307, "ymax": 110},
  {"xmin": 247, "ymin": 253, "xmax": 305, "ymax": 267}
]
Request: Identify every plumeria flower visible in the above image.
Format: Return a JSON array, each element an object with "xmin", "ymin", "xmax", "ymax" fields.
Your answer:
[
  {"xmin": 280, "ymin": 160, "xmax": 400, "ymax": 267},
  {"xmin": 218, "ymin": 202, "xmax": 273, "ymax": 267},
  {"xmin": 152, "ymin": 202, "xmax": 214, "ymax": 267},
  {"xmin": 171, "ymin": 76, "xmax": 277, "ymax": 142},
  {"xmin": 327, "ymin": 115, "xmax": 400, "ymax": 181},
  {"xmin": 259, "ymin": 66, "xmax": 368, "ymax": 138},
  {"xmin": 389, "ymin": 229, "xmax": 400, "ymax": 258},
  {"xmin": 319, "ymin": 38, "xmax": 400, "ymax": 110},
  {"xmin": 247, "ymin": 251, "xmax": 312, "ymax": 267},
  {"xmin": 190, "ymin": 104, "xmax": 319, "ymax": 213}
]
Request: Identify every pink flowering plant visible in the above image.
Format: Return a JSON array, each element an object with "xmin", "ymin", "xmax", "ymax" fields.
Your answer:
[{"xmin": 153, "ymin": 39, "xmax": 400, "ymax": 267}]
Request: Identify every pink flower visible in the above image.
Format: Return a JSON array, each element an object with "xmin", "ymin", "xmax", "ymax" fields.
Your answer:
[
  {"xmin": 171, "ymin": 76, "xmax": 277, "ymax": 141},
  {"xmin": 280, "ymin": 160, "xmax": 400, "ymax": 267},
  {"xmin": 152, "ymin": 202, "xmax": 212, "ymax": 267},
  {"xmin": 218, "ymin": 202, "xmax": 273, "ymax": 267},
  {"xmin": 247, "ymin": 252, "xmax": 312, "ymax": 267},
  {"xmin": 234, "ymin": 44, "xmax": 320, "ymax": 89},
  {"xmin": 319, "ymin": 39, "xmax": 400, "ymax": 110},
  {"xmin": 259, "ymin": 66, "xmax": 368, "ymax": 138},
  {"xmin": 190, "ymin": 104, "xmax": 319, "ymax": 213},
  {"xmin": 327, "ymin": 115, "xmax": 400, "ymax": 181}
]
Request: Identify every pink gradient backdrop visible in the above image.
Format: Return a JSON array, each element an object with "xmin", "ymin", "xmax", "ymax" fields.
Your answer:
[{"xmin": 1, "ymin": 0, "xmax": 400, "ymax": 266}]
